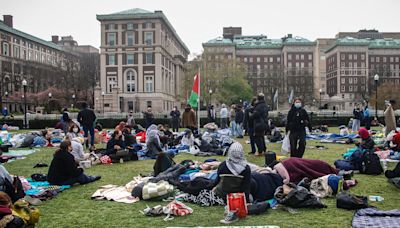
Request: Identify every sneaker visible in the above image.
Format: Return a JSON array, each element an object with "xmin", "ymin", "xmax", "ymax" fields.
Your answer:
[
  {"xmin": 93, "ymin": 176, "xmax": 102, "ymax": 182},
  {"xmin": 220, "ymin": 211, "xmax": 238, "ymax": 224}
]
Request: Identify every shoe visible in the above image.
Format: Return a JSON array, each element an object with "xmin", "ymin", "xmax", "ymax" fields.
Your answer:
[
  {"xmin": 248, "ymin": 152, "xmax": 255, "ymax": 155},
  {"xmin": 220, "ymin": 211, "xmax": 238, "ymax": 224},
  {"xmin": 93, "ymin": 176, "xmax": 102, "ymax": 182}
]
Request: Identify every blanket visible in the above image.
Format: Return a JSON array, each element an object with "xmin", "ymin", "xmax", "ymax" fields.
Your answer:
[
  {"xmin": 0, "ymin": 149, "xmax": 37, "ymax": 163},
  {"xmin": 282, "ymin": 157, "xmax": 338, "ymax": 184},
  {"xmin": 352, "ymin": 208, "xmax": 400, "ymax": 228},
  {"xmin": 25, "ymin": 179, "xmax": 70, "ymax": 200}
]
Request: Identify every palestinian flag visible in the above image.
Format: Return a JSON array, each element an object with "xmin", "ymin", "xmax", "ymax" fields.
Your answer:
[{"xmin": 188, "ymin": 72, "xmax": 200, "ymax": 108}]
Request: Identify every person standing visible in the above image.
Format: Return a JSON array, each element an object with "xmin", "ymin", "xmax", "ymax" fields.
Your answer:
[
  {"xmin": 170, "ymin": 106, "xmax": 180, "ymax": 133},
  {"xmin": 207, "ymin": 105, "xmax": 216, "ymax": 123},
  {"xmin": 252, "ymin": 93, "xmax": 269, "ymax": 156},
  {"xmin": 77, "ymin": 102, "xmax": 96, "ymax": 150},
  {"xmin": 285, "ymin": 98, "xmax": 311, "ymax": 158},
  {"xmin": 229, "ymin": 105, "xmax": 237, "ymax": 137},
  {"xmin": 235, "ymin": 105, "xmax": 244, "ymax": 138},
  {"xmin": 126, "ymin": 111, "xmax": 136, "ymax": 127},
  {"xmin": 220, "ymin": 104, "xmax": 228, "ymax": 129},
  {"xmin": 143, "ymin": 107, "xmax": 154, "ymax": 129},
  {"xmin": 352, "ymin": 104, "xmax": 363, "ymax": 133},
  {"xmin": 364, "ymin": 105, "xmax": 371, "ymax": 130},
  {"xmin": 243, "ymin": 97, "xmax": 257, "ymax": 154},
  {"xmin": 181, "ymin": 104, "xmax": 197, "ymax": 132},
  {"xmin": 384, "ymin": 100, "xmax": 396, "ymax": 137}
]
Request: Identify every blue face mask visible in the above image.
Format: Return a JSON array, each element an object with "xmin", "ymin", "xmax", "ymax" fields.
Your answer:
[{"xmin": 294, "ymin": 103, "xmax": 302, "ymax": 109}]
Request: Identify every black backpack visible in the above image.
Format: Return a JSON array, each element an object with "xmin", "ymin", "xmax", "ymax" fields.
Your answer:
[
  {"xmin": 4, "ymin": 176, "xmax": 26, "ymax": 203},
  {"xmin": 360, "ymin": 151, "xmax": 383, "ymax": 175}
]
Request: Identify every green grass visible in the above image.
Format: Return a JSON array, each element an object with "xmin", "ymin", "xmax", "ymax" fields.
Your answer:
[{"xmin": 4, "ymin": 128, "xmax": 400, "ymax": 227}]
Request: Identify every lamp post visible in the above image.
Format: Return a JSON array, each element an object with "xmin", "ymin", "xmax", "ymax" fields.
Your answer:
[
  {"xmin": 209, "ymin": 89, "xmax": 213, "ymax": 106},
  {"xmin": 22, "ymin": 79, "xmax": 27, "ymax": 129},
  {"xmin": 72, "ymin": 94, "xmax": 76, "ymax": 108},
  {"xmin": 101, "ymin": 91, "xmax": 105, "ymax": 114},
  {"xmin": 319, "ymin": 88, "xmax": 322, "ymax": 110},
  {"xmin": 48, "ymin": 92, "xmax": 52, "ymax": 113},
  {"xmin": 374, "ymin": 74, "xmax": 379, "ymax": 118}
]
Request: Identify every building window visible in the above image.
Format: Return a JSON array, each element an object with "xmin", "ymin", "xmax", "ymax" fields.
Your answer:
[
  {"xmin": 145, "ymin": 76, "xmax": 154, "ymax": 92},
  {"xmin": 144, "ymin": 22, "xmax": 152, "ymax": 29},
  {"xmin": 301, "ymin": 54, "xmax": 304, "ymax": 60},
  {"xmin": 341, "ymin": 62, "xmax": 345, "ymax": 67},
  {"xmin": 341, "ymin": 54, "xmax": 345, "ymax": 60},
  {"xmin": 127, "ymin": 32, "xmax": 134, "ymax": 46},
  {"xmin": 349, "ymin": 54, "xmax": 352, "ymax": 60},
  {"xmin": 341, "ymin": 78, "xmax": 345, "ymax": 84},
  {"xmin": 127, "ymin": 23, "xmax": 134, "ymax": 30},
  {"xmin": 341, "ymin": 86, "xmax": 345, "ymax": 92},
  {"xmin": 107, "ymin": 77, "xmax": 117, "ymax": 93},
  {"xmin": 147, "ymin": 101, "xmax": 152, "ymax": 108},
  {"xmin": 301, "ymin": 62, "xmax": 304, "ymax": 68},
  {"xmin": 354, "ymin": 54, "xmax": 357, "ymax": 60},
  {"xmin": 109, "ymin": 24, "xmax": 115, "ymax": 30},
  {"xmin": 127, "ymin": 54, "xmax": 134, "ymax": 64},
  {"xmin": 249, "ymin": 57, "xmax": 253, "ymax": 63},
  {"xmin": 145, "ymin": 53, "xmax": 153, "ymax": 64},
  {"xmin": 2, "ymin": 43, "xmax": 9, "ymax": 56},
  {"xmin": 349, "ymin": 78, "xmax": 353, "ymax": 84},
  {"xmin": 256, "ymin": 57, "xmax": 260, "ymax": 62},
  {"xmin": 376, "ymin": 57, "xmax": 380, "ymax": 62},
  {"xmin": 308, "ymin": 54, "xmax": 312, "ymax": 60},
  {"xmin": 383, "ymin": 57, "xmax": 387, "ymax": 62},
  {"xmin": 107, "ymin": 33, "xmax": 116, "ymax": 46},
  {"xmin": 361, "ymin": 54, "xmax": 365, "ymax": 60},
  {"xmin": 288, "ymin": 54, "xmax": 292, "ymax": 60},
  {"xmin": 295, "ymin": 62, "xmax": 299, "ymax": 67},
  {"xmin": 13, "ymin": 45, "xmax": 20, "ymax": 58},
  {"xmin": 396, "ymin": 57, "xmax": 399, "ymax": 62},
  {"xmin": 371, "ymin": 57, "xmax": 374, "ymax": 62},
  {"xmin": 288, "ymin": 62, "xmax": 292, "ymax": 67},
  {"xmin": 126, "ymin": 70, "xmax": 136, "ymax": 92},
  {"xmin": 349, "ymin": 86, "xmax": 353, "ymax": 92},
  {"xmin": 108, "ymin": 54, "xmax": 115, "ymax": 65},
  {"xmin": 277, "ymin": 57, "xmax": 281, "ymax": 62},
  {"xmin": 354, "ymin": 78, "xmax": 358, "ymax": 83},
  {"xmin": 144, "ymin": 32, "xmax": 153, "ymax": 45},
  {"xmin": 244, "ymin": 57, "xmax": 248, "ymax": 62}
]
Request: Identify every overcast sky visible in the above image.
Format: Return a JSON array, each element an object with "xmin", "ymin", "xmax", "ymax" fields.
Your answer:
[{"xmin": 1, "ymin": 0, "xmax": 400, "ymax": 59}]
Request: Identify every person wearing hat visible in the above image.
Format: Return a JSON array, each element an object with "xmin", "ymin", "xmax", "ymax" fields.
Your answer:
[
  {"xmin": 355, "ymin": 128, "xmax": 375, "ymax": 151},
  {"xmin": 384, "ymin": 100, "xmax": 396, "ymax": 137}
]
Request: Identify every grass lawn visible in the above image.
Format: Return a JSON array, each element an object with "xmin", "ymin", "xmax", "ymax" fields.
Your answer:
[{"xmin": 4, "ymin": 128, "xmax": 400, "ymax": 227}]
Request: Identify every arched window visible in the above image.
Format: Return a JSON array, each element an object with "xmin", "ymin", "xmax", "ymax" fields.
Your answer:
[{"xmin": 126, "ymin": 70, "xmax": 136, "ymax": 93}]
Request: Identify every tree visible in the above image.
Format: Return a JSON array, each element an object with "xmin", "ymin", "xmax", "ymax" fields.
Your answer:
[{"xmin": 370, "ymin": 82, "xmax": 400, "ymax": 110}]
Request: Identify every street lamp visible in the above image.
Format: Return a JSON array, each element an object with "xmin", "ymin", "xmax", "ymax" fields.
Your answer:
[
  {"xmin": 22, "ymin": 79, "xmax": 27, "ymax": 129},
  {"xmin": 319, "ymin": 88, "xmax": 322, "ymax": 110},
  {"xmin": 101, "ymin": 91, "xmax": 105, "ymax": 114},
  {"xmin": 72, "ymin": 94, "xmax": 76, "ymax": 108},
  {"xmin": 209, "ymin": 89, "xmax": 213, "ymax": 106},
  {"xmin": 374, "ymin": 74, "xmax": 379, "ymax": 118}
]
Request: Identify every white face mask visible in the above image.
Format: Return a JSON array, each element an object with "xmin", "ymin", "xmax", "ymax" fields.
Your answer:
[{"xmin": 73, "ymin": 128, "xmax": 79, "ymax": 133}]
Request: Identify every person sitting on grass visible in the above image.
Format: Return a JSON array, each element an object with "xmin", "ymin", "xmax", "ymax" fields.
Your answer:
[
  {"xmin": 181, "ymin": 129, "xmax": 195, "ymax": 147},
  {"xmin": 65, "ymin": 136, "xmax": 90, "ymax": 163},
  {"xmin": 66, "ymin": 124, "xmax": 83, "ymax": 140},
  {"xmin": 0, "ymin": 192, "xmax": 25, "ymax": 228},
  {"xmin": 145, "ymin": 125, "xmax": 163, "ymax": 158},
  {"xmin": 122, "ymin": 127, "xmax": 139, "ymax": 161},
  {"xmin": 115, "ymin": 121, "xmax": 126, "ymax": 132},
  {"xmin": 47, "ymin": 141, "xmax": 100, "ymax": 186},
  {"xmin": 213, "ymin": 142, "xmax": 251, "ymax": 201},
  {"xmin": 105, "ymin": 130, "xmax": 125, "ymax": 155},
  {"xmin": 355, "ymin": 127, "xmax": 375, "ymax": 151}
]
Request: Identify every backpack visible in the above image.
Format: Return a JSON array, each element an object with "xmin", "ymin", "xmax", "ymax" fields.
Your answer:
[
  {"xmin": 360, "ymin": 151, "xmax": 383, "ymax": 175},
  {"xmin": 4, "ymin": 176, "xmax": 25, "ymax": 203},
  {"xmin": 336, "ymin": 191, "xmax": 368, "ymax": 210}
]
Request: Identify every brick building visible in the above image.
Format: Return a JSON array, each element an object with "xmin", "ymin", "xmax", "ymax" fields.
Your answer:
[
  {"xmin": 203, "ymin": 28, "xmax": 316, "ymax": 107},
  {"xmin": 0, "ymin": 15, "xmax": 99, "ymax": 113},
  {"xmin": 325, "ymin": 37, "xmax": 400, "ymax": 110},
  {"xmin": 96, "ymin": 8, "xmax": 189, "ymax": 113}
]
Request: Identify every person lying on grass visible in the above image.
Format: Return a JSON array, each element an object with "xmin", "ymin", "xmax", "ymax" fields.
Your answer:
[{"xmin": 48, "ymin": 140, "xmax": 100, "ymax": 186}]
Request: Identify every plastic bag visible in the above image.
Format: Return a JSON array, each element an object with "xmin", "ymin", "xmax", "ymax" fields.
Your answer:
[
  {"xmin": 281, "ymin": 132, "xmax": 290, "ymax": 155},
  {"xmin": 227, "ymin": 192, "xmax": 248, "ymax": 218}
]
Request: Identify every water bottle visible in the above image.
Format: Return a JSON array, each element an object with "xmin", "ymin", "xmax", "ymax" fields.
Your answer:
[{"xmin": 369, "ymin": 195, "xmax": 384, "ymax": 202}]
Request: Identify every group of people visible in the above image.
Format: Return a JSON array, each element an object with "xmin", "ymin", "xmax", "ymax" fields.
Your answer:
[{"xmin": 351, "ymin": 100, "xmax": 396, "ymax": 137}]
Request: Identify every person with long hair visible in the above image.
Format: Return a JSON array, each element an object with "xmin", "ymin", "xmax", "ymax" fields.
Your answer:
[
  {"xmin": 47, "ymin": 140, "xmax": 100, "ymax": 185},
  {"xmin": 286, "ymin": 98, "xmax": 311, "ymax": 158},
  {"xmin": 66, "ymin": 123, "xmax": 83, "ymax": 140}
]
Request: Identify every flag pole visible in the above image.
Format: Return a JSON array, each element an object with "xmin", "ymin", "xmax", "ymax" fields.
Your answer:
[{"xmin": 197, "ymin": 68, "xmax": 201, "ymax": 132}]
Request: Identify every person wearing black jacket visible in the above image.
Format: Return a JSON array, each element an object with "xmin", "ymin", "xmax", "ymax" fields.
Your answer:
[
  {"xmin": 285, "ymin": 98, "xmax": 311, "ymax": 158},
  {"xmin": 243, "ymin": 97, "xmax": 257, "ymax": 154},
  {"xmin": 170, "ymin": 106, "xmax": 180, "ymax": 132},
  {"xmin": 252, "ymin": 93, "xmax": 269, "ymax": 156},
  {"xmin": 48, "ymin": 141, "xmax": 100, "ymax": 185},
  {"xmin": 77, "ymin": 102, "xmax": 97, "ymax": 150},
  {"xmin": 106, "ymin": 130, "xmax": 126, "ymax": 155},
  {"xmin": 234, "ymin": 105, "xmax": 244, "ymax": 138}
]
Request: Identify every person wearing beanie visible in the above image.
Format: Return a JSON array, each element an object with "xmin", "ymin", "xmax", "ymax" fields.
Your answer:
[
  {"xmin": 213, "ymin": 142, "xmax": 251, "ymax": 201},
  {"xmin": 355, "ymin": 128, "xmax": 375, "ymax": 151}
]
